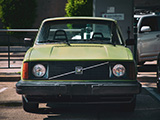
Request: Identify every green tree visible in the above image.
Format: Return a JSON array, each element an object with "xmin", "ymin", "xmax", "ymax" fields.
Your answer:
[
  {"xmin": 65, "ymin": 0, "xmax": 93, "ymax": 17},
  {"xmin": 0, "ymin": 0, "xmax": 37, "ymax": 29}
]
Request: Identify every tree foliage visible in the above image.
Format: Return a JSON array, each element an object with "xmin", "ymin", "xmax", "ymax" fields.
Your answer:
[
  {"xmin": 65, "ymin": 0, "xmax": 93, "ymax": 17},
  {"xmin": 0, "ymin": 0, "xmax": 37, "ymax": 29}
]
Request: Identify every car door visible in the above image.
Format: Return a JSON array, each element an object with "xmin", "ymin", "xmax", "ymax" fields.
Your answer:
[
  {"xmin": 157, "ymin": 16, "xmax": 160, "ymax": 54},
  {"xmin": 138, "ymin": 16, "xmax": 160, "ymax": 58}
]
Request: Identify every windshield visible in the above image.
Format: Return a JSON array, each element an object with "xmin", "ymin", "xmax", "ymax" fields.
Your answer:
[{"xmin": 36, "ymin": 19, "xmax": 124, "ymax": 45}]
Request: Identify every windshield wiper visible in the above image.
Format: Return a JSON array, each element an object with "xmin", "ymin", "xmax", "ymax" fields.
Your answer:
[
  {"xmin": 38, "ymin": 40, "xmax": 71, "ymax": 46},
  {"xmin": 38, "ymin": 40, "xmax": 61, "ymax": 43}
]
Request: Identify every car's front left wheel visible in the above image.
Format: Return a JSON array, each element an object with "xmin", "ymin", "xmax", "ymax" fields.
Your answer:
[
  {"xmin": 22, "ymin": 96, "xmax": 38, "ymax": 113},
  {"xmin": 123, "ymin": 95, "xmax": 136, "ymax": 112}
]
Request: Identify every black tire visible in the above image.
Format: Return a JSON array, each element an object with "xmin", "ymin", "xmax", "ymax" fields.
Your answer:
[
  {"xmin": 22, "ymin": 96, "xmax": 38, "ymax": 113},
  {"xmin": 124, "ymin": 96, "xmax": 136, "ymax": 112}
]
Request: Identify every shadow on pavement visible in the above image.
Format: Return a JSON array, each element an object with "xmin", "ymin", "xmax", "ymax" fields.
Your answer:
[{"xmin": 30, "ymin": 103, "xmax": 133, "ymax": 114}]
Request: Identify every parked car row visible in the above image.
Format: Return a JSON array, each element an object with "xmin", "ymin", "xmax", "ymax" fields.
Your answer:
[
  {"xmin": 134, "ymin": 13, "xmax": 160, "ymax": 65},
  {"xmin": 134, "ymin": 13, "xmax": 160, "ymax": 92}
]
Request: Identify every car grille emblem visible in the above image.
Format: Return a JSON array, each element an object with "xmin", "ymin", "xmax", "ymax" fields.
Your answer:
[{"xmin": 75, "ymin": 66, "xmax": 83, "ymax": 74}]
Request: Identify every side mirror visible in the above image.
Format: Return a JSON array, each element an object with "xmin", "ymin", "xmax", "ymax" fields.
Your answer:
[
  {"xmin": 126, "ymin": 39, "xmax": 135, "ymax": 46},
  {"xmin": 24, "ymin": 38, "xmax": 34, "ymax": 46},
  {"xmin": 140, "ymin": 26, "xmax": 151, "ymax": 32}
]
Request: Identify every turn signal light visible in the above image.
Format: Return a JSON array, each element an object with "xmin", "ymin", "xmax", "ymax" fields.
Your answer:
[{"xmin": 22, "ymin": 62, "xmax": 29, "ymax": 80}]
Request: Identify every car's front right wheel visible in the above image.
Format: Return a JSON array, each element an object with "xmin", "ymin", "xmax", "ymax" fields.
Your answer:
[
  {"xmin": 22, "ymin": 96, "xmax": 38, "ymax": 113},
  {"xmin": 123, "ymin": 96, "xmax": 136, "ymax": 112}
]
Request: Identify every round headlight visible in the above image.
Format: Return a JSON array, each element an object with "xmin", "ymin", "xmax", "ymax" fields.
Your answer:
[
  {"xmin": 112, "ymin": 64, "xmax": 125, "ymax": 77},
  {"xmin": 32, "ymin": 64, "xmax": 46, "ymax": 77}
]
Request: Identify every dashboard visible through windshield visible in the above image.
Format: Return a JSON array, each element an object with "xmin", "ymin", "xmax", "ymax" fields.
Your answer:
[{"xmin": 36, "ymin": 19, "xmax": 124, "ymax": 45}]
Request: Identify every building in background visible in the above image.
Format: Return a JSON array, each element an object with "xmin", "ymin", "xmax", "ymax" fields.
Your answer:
[
  {"xmin": 135, "ymin": 0, "xmax": 160, "ymax": 10},
  {"xmin": 33, "ymin": 0, "xmax": 67, "ymax": 28}
]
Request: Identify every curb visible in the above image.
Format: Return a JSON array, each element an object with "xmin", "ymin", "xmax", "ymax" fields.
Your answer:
[
  {"xmin": 0, "ymin": 101, "xmax": 22, "ymax": 107},
  {"xmin": 0, "ymin": 75, "xmax": 20, "ymax": 82}
]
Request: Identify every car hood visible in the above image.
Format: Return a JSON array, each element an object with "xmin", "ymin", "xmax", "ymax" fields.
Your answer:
[{"xmin": 24, "ymin": 44, "xmax": 133, "ymax": 61}]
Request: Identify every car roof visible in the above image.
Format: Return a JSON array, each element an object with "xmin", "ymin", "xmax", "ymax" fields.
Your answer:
[
  {"xmin": 134, "ymin": 13, "xmax": 160, "ymax": 18},
  {"xmin": 42, "ymin": 17, "xmax": 116, "ymax": 24}
]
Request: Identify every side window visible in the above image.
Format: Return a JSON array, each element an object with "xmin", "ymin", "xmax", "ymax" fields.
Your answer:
[{"xmin": 140, "ymin": 16, "xmax": 158, "ymax": 32}]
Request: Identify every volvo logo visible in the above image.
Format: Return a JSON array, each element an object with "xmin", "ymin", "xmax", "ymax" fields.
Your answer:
[{"xmin": 75, "ymin": 66, "xmax": 83, "ymax": 74}]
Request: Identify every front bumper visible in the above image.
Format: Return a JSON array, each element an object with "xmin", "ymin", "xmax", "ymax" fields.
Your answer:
[{"xmin": 16, "ymin": 80, "xmax": 141, "ymax": 96}]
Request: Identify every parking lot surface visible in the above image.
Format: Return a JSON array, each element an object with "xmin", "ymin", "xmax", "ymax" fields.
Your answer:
[{"xmin": 0, "ymin": 61, "xmax": 159, "ymax": 120}]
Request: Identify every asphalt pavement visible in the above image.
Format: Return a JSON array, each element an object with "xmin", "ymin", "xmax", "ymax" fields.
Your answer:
[
  {"xmin": 0, "ymin": 82, "xmax": 160, "ymax": 120},
  {"xmin": 0, "ymin": 59, "xmax": 160, "ymax": 120}
]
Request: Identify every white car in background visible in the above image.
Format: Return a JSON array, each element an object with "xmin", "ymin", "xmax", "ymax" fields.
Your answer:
[{"xmin": 134, "ymin": 13, "xmax": 160, "ymax": 65}]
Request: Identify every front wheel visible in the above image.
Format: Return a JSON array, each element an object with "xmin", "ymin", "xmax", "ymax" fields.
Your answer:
[
  {"xmin": 22, "ymin": 96, "xmax": 38, "ymax": 113},
  {"xmin": 123, "ymin": 96, "xmax": 136, "ymax": 112}
]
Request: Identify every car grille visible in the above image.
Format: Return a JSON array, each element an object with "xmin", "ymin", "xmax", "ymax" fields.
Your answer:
[{"xmin": 48, "ymin": 61, "xmax": 109, "ymax": 80}]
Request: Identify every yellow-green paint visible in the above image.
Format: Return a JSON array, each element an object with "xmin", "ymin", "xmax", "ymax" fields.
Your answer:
[
  {"xmin": 22, "ymin": 43, "xmax": 135, "ymax": 81},
  {"xmin": 24, "ymin": 44, "xmax": 133, "ymax": 61}
]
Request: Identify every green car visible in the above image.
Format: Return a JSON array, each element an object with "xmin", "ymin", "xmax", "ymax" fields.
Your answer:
[{"xmin": 16, "ymin": 17, "xmax": 141, "ymax": 112}]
